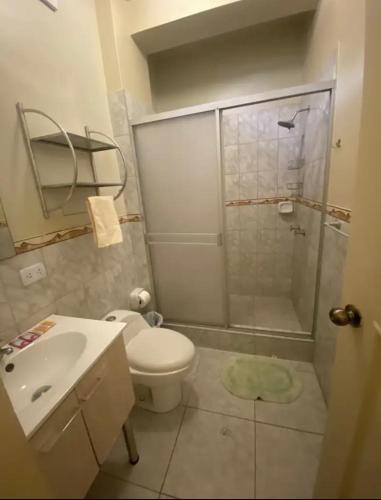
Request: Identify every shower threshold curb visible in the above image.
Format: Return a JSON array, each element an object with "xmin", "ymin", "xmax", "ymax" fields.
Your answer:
[{"xmin": 164, "ymin": 322, "xmax": 314, "ymax": 363}]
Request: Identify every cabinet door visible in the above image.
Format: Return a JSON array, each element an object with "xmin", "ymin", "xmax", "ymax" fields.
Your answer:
[
  {"xmin": 30, "ymin": 392, "xmax": 98, "ymax": 499},
  {"xmin": 75, "ymin": 335, "xmax": 135, "ymax": 464}
]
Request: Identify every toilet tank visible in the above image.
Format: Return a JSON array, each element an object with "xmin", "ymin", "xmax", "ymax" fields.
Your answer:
[{"xmin": 102, "ymin": 310, "xmax": 149, "ymax": 345}]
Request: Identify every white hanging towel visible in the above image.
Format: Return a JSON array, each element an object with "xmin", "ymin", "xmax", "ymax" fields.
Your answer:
[{"xmin": 86, "ymin": 196, "xmax": 123, "ymax": 248}]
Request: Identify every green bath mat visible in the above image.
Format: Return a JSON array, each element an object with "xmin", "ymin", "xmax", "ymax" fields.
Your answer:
[{"xmin": 222, "ymin": 357, "xmax": 303, "ymax": 403}]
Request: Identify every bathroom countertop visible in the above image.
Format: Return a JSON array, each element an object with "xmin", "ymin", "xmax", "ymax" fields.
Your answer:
[{"xmin": 1, "ymin": 314, "xmax": 126, "ymax": 439}]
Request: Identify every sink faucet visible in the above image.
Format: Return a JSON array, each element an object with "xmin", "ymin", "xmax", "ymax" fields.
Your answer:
[{"xmin": 0, "ymin": 346, "xmax": 13, "ymax": 362}]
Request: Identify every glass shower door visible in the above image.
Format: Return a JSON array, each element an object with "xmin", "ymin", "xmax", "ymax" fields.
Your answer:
[
  {"xmin": 133, "ymin": 111, "xmax": 225, "ymax": 325},
  {"xmin": 222, "ymin": 92, "xmax": 331, "ymax": 333}
]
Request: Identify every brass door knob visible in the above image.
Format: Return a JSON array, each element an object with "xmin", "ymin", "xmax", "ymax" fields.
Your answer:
[{"xmin": 329, "ymin": 304, "xmax": 362, "ymax": 328}]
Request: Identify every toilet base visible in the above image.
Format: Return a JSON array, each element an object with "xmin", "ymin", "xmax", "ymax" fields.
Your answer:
[{"xmin": 134, "ymin": 382, "xmax": 182, "ymax": 413}]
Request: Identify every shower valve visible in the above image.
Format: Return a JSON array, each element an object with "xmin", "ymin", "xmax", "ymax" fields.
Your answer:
[{"xmin": 290, "ymin": 225, "xmax": 306, "ymax": 236}]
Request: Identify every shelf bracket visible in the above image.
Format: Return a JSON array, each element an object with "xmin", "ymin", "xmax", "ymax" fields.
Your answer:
[
  {"xmin": 16, "ymin": 102, "xmax": 79, "ymax": 219},
  {"xmin": 85, "ymin": 129, "xmax": 128, "ymax": 201}
]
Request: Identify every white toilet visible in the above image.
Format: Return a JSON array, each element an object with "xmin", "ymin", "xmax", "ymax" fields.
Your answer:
[{"xmin": 103, "ymin": 310, "xmax": 196, "ymax": 413}]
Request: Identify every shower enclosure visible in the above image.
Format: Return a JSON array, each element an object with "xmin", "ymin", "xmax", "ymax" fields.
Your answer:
[{"xmin": 132, "ymin": 82, "xmax": 333, "ymax": 340}]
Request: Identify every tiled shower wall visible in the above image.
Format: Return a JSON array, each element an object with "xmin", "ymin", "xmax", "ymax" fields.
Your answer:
[
  {"xmin": 0, "ymin": 91, "xmax": 152, "ymax": 344},
  {"xmin": 314, "ymin": 216, "xmax": 349, "ymax": 401},
  {"xmin": 223, "ymin": 99, "xmax": 307, "ymax": 300},
  {"xmin": 108, "ymin": 89, "xmax": 152, "ymax": 289},
  {"xmin": 222, "ymin": 93, "xmax": 336, "ymax": 336},
  {"xmin": 291, "ymin": 92, "xmax": 330, "ymax": 331}
]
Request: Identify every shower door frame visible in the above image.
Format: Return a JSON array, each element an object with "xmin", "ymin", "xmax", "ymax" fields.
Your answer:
[{"xmin": 130, "ymin": 80, "xmax": 336, "ymax": 339}]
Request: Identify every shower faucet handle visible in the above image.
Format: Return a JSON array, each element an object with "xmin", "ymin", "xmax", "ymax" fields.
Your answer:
[{"xmin": 290, "ymin": 225, "xmax": 306, "ymax": 236}]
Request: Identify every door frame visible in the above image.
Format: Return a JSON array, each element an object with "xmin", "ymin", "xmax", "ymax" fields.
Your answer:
[{"xmin": 131, "ymin": 81, "xmax": 335, "ymax": 126}]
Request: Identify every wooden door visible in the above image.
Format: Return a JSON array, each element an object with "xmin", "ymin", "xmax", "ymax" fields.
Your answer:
[{"xmin": 315, "ymin": 1, "xmax": 381, "ymax": 497}]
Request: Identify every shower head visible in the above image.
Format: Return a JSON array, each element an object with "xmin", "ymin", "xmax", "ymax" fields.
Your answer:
[
  {"xmin": 277, "ymin": 106, "xmax": 310, "ymax": 130},
  {"xmin": 277, "ymin": 120, "xmax": 295, "ymax": 130}
]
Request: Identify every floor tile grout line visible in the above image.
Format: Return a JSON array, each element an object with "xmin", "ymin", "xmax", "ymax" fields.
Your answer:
[
  {"xmin": 159, "ymin": 405, "xmax": 188, "ymax": 496},
  {"xmin": 185, "ymin": 403, "xmax": 325, "ymax": 437},
  {"xmin": 185, "ymin": 404, "xmax": 255, "ymax": 423},
  {"xmin": 255, "ymin": 420, "xmax": 325, "ymax": 436},
  {"xmin": 99, "ymin": 470, "xmax": 161, "ymax": 496}
]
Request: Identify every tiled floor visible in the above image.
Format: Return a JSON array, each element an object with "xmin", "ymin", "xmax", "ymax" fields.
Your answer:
[
  {"xmin": 87, "ymin": 348, "xmax": 326, "ymax": 499},
  {"xmin": 230, "ymin": 294, "xmax": 303, "ymax": 331}
]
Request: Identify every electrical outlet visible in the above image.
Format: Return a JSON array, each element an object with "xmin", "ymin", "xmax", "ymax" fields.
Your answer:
[{"xmin": 19, "ymin": 262, "xmax": 47, "ymax": 287}]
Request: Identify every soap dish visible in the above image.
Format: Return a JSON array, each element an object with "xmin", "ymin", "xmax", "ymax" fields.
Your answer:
[{"xmin": 278, "ymin": 201, "xmax": 294, "ymax": 214}]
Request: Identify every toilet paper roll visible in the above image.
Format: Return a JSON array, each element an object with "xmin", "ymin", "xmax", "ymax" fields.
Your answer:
[
  {"xmin": 137, "ymin": 290, "xmax": 151, "ymax": 308},
  {"xmin": 130, "ymin": 288, "xmax": 152, "ymax": 309}
]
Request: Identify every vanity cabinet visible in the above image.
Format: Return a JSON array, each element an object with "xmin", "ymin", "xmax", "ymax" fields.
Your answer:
[
  {"xmin": 30, "ymin": 392, "xmax": 98, "ymax": 499},
  {"xmin": 75, "ymin": 334, "xmax": 135, "ymax": 464},
  {"xmin": 30, "ymin": 334, "xmax": 136, "ymax": 499}
]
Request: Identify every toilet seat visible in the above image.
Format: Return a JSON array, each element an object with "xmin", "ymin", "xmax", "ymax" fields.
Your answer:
[{"xmin": 127, "ymin": 328, "xmax": 195, "ymax": 374}]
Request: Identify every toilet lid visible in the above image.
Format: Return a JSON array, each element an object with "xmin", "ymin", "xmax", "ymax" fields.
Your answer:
[{"xmin": 127, "ymin": 328, "xmax": 195, "ymax": 373}]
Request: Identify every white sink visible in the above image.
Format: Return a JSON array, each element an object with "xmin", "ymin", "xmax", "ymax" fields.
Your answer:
[
  {"xmin": 0, "ymin": 315, "xmax": 126, "ymax": 438},
  {"xmin": 2, "ymin": 331, "xmax": 87, "ymax": 414}
]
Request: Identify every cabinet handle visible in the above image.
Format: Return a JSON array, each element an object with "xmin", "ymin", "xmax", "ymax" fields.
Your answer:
[
  {"xmin": 79, "ymin": 374, "xmax": 106, "ymax": 402},
  {"xmin": 38, "ymin": 408, "xmax": 80, "ymax": 454}
]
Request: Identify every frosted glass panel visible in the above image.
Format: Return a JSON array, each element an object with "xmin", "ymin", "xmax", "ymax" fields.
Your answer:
[
  {"xmin": 134, "ymin": 113, "xmax": 219, "ymax": 233},
  {"xmin": 150, "ymin": 245, "xmax": 225, "ymax": 324},
  {"xmin": 134, "ymin": 112, "xmax": 225, "ymax": 325}
]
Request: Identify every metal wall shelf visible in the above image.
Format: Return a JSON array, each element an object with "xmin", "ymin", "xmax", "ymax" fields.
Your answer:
[
  {"xmin": 31, "ymin": 132, "xmax": 117, "ymax": 152},
  {"xmin": 41, "ymin": 182, "xmax": 124, "ymax": 189},
  {"xmin": 17, "ymin": 103, "xmax": 128, "ymax": 218}
]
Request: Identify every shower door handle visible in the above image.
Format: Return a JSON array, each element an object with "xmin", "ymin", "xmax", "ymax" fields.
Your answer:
[
  {"xmin": 329, "ymin": 304, "xmax": 362, "ymax": 328},
  {"xmin": 146, "ymin": 233, "xmax": 222, "ymax": 246}
]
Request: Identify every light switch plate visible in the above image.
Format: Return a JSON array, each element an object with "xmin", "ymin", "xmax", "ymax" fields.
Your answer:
[{"xmin": 19, "ymin": 262, "xmax": 47, "ymax": 287}]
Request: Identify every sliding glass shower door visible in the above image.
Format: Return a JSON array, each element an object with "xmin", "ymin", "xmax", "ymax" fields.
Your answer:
[
  {"xmin": 133, "ymin": 112, "xmax": 226, "ymax": 325},
  {"xmin": 221, "ymin": 91, "xmax": 331, "ymax": 333}
]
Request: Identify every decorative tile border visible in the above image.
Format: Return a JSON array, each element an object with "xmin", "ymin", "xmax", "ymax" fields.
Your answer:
[
  {"xmin": 225, "ymin": 196, "xmax": 296, "ymax": 207},
  {"xmin": 225, "ymin": 196, "xmax": 352, "ymax": 223},
  {"xmin": 13, "ymin": 195, "xmax": 350, "ymax": 255},
  {"xmin": 325, "ymin": 203, "xmax": 352, "ymax": 223},
  {"xmin": 14, "ymin": 213, "xmax": 143, "ymax": 254},
  {"xmin": 297, "ymin": 197, "xmax": 352, "ymax": 222},
  {"xmin": 296, "ymin": 197, "xmax": 323, "ymax": 213}
]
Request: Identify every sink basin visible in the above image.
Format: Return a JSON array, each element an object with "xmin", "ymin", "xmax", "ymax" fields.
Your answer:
[
  {"xmin": 2, "ymin": 331, "xmax": 87, "ymax": 413},
  {"xmin": 0, "ymin": 314, "xmax": 126, "ymax": 438}
]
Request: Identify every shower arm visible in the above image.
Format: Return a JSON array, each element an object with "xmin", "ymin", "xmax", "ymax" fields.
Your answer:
[{"xmin": 289, "ymin": 107, "xmax": 310, "ymax": 123}]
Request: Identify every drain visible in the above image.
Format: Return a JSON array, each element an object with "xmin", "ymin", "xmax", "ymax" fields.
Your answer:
[
  {"xmin": 31, "ymin": 385, "xmax": 52, "ymax": 402},
  {"xmin": 220, "ymin": 427, "xmax": 232, "ymax": 437}
]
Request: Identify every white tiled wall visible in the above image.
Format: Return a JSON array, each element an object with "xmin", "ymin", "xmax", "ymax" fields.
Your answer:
[
  {"xmin": 223, "ymin": 100, "xmax": 308, "ymax": 202},
  {"xmin": 222, "ymin": 99, "xmax": 305, "ymax": 300},
  {"xmin": 0, "ymin": 222, "xmax": 150, "ymax": 343},
  {"xmin": 313, "ymin": 218, "xmax": 349, "ymax": 401},
  {"xmin": 291, "ymin": 92, "xmax": 330, "ymax": 331},
  {"xmin": 222, "ymin": 92, "xmax": 333, "ymax": 336}
]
